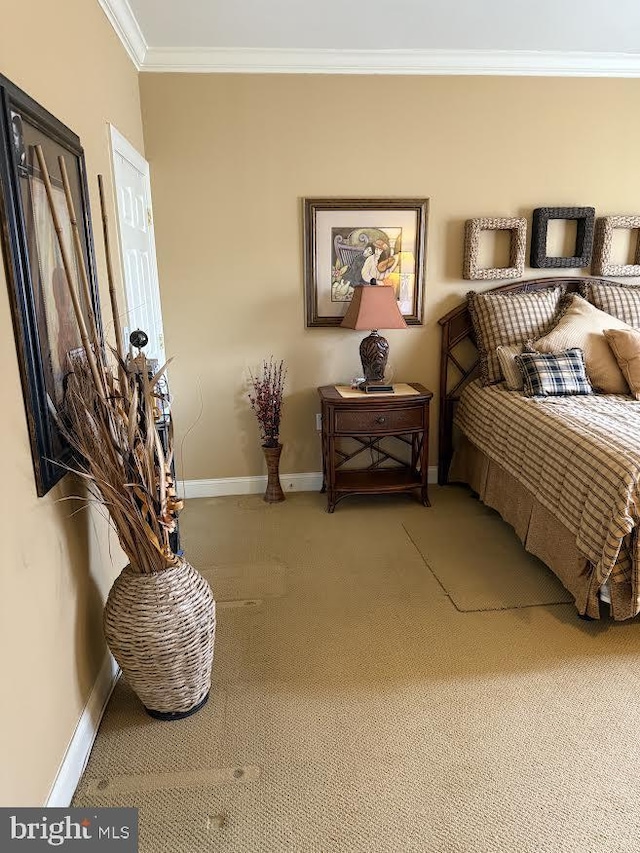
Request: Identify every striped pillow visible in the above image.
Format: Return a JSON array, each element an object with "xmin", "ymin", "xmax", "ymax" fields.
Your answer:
[
  {"xmin": 585, "ymin": 281, "xmax": 640, "ymax": 329},
  {"xmin": 515, "ymin": 349, "xmax": 593, "ymax": 397},
  {"xmin": 468, "ymin": 286, "xmax": 566, "ymax": 385},
  {"xmin": 496, "ymin": 344, "xmax": 524, "ymax": 390}
]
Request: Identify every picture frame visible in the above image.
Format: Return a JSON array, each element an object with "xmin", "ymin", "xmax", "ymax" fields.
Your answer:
[
  {"xmin": 463, "ymin": 217, "xmax": 527, "ymax": 281},
  {"xmin": 0, "ymin": 74, "xmax": 101, "ymax": 496},
  {"xmin": 303, "ymin": 197, "xmax": 428, "ymax": 327},
  {"xmin": 593, "ymin": 215, "xmax": 640, "ymax": 277},
  {"xmin": 530, "ymin": 206, "xmax": 595, "ymax": 269}
]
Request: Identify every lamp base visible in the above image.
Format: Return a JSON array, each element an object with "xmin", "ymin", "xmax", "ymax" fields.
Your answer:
[{"xmin": 359, "ymin": 331, "xmax": 389, "ymax": 383}]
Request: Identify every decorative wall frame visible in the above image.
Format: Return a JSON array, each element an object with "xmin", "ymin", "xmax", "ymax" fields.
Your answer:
[
  {"xmin": 0, "ymin": 74, "xmax": 100, "ymax": 496},
  {"xmin": 303, "ymin": 197, "xmax": 428, "ymax": 326},
  {"xmin": 592, "ymin": 215, "xmax": 640, "ymax": 277},
  {"xmin": 530, "ymin": 206, "xmax": 595, "ymax": 269},
  {"xmin": 463, "ymin": 217, "xmax": 527, "ymax": 281}
]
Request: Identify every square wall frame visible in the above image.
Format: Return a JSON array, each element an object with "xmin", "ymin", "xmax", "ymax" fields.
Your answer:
[
  {"xmin": 593, "ymin": 215, "xmax": 640, "ymax": 276},
  {"xmin": 530, "ymin": 206, "xmax": 595, "ymax": 269},
  {"xmin": 463, "ymin": 217, "xmax": 527, "ymax": 281}
]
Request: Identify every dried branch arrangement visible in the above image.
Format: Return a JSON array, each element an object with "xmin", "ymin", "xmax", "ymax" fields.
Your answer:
[
  {"xmin": 248, "ymin": 357, "xmax": 287, "ymax": 448},
  {"xmin": 35, "ymin": 146, "xmax": 182, "ymax": 575}
]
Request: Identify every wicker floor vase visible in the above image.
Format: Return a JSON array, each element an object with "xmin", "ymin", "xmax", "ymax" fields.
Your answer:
[
  {"xmin": 262, "ymin": 443, "xmax": 285, "ymax": 503},
  {"xmin": 104, "ymin": 560, "xmax": 216, "ymax": 720}
]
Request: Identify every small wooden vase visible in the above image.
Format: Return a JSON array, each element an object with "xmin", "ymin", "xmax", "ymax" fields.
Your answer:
[{"xmin": 262, "ymin": 443, "xmax": 285, "ymax": 503}]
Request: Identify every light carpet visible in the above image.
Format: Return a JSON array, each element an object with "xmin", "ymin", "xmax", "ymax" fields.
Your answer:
[
  {"xmin": 403, "ymin": 492, "xmax": 573, "ymax": 611},
  {"xmin": 73, "ymin": 487, "xmax": 640, "ymax": 852}
]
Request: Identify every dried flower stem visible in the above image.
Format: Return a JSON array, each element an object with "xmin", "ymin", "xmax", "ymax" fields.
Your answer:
[{"xmin": 248, "ymin": 358, "xmax": 287, "ymax": 448}]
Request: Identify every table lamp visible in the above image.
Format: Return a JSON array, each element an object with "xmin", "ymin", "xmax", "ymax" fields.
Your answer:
[{"xmin": 340, "ymin": 280, "xmax": 407, "ymax": 391}]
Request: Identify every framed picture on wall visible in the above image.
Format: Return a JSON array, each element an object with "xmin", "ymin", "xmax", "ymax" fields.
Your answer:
[
  {"xmin": 0, "ymin": 74, "xmax": 101, "ymax": 496},
  {"xmin": 303, "ymin": 197, "xmax": 429, "ymax": 327}
]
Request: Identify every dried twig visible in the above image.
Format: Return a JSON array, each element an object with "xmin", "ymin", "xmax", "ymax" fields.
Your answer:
[
  {"xmin": 248, "ymin": 358, "xmax": 286, "ymax": 448},
  {"xmin": 36, "ymin": 145, "xmax": 182, "ymax": 574},
  {"xmin": 97, "ymin": 173, "xmax": 124, "ymax": 357}
]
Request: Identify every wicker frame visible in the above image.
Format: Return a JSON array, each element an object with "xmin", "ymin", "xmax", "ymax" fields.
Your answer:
[
  {"xmin": 592, "ymin": 215, "xmax": 640, "ymax": 277},
  {"xmin": 530, "ymin": 207, "xmax": 595, "ymax": 269},
  {"xmin": 463, "ymin": 217, "xmax": 527, "ymax": 280},
  {"xmin": 437, "ymin": 276, "xmax": 620, "ymax": 485}
]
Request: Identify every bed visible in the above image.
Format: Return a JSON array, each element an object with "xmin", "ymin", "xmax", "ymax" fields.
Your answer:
[{"xmin": 438, "ymin": 276, "xmax": 640, "ymax": 620}]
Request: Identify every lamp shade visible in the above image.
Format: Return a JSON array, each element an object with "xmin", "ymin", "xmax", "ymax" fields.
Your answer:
[{"xmin": 340, "ymin": 284, "xmax": 408, "ymax": 331}]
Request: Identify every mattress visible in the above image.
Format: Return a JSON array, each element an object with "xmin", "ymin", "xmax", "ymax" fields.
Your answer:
[{"xmin": 454, "ymin": 380, "xmax": 640, "ymax": 590}]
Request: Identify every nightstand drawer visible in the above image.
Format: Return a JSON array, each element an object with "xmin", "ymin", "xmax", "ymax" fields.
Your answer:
[{"xmin": 334, "ymin": 405, "xmax": 424, "ymax": 434}]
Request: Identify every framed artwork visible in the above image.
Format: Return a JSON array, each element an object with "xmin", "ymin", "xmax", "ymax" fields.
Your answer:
[
  {"xmin": 303, "ymin": 198, "xmax": 428, "ymax": 327},
  {"xmin": 0, "ymin": 74, "xmax": 100, "ymax": 496}
]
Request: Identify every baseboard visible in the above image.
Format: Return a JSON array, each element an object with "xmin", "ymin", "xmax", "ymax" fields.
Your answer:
[
  {"xmin": 182, "ymin": 472, "xmax": 322, "ymax": 498},
  {"xmin": 45, "ymin": 654, "xmax": 120, "ymax": 807},
  {"xmin": 181, "ymin": 466, "xmax": 438, "ymax": 499}
]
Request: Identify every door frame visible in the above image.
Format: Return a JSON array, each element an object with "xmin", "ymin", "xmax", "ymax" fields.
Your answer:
[{"xmin": 107, "ymin": 123, "xmax": 164, "ymax": 359}]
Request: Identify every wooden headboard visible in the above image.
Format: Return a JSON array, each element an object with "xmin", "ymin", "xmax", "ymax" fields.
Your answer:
[{"xmin": 437, "ymin": 275, "xmax": 619, "ymax": 485}]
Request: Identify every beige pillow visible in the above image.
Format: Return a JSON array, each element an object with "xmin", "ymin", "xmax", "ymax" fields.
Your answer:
[
  {"xmin": 533, "ymin": 294, "xmax": 630, "ymax": 394},
  {"xmin": 603, "ymin": 328, "xmax": 640, "ymax": 399},
  {"xmin": 496, "ymin": 344, "xmax": 524, "ymax": 391}
]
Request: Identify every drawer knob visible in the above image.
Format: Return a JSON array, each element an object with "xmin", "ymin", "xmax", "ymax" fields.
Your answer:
[{"xmin": 376, "ymin": 416, "xmax": 386, "ymax": 424}]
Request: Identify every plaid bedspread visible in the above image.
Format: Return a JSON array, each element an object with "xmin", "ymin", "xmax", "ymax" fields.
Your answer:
[{"xmin": 454, "ymin": 381, "xmax": 640, "ymax": 585}]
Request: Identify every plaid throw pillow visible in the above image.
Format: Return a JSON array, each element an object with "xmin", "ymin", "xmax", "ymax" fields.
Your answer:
[
  {"xmin": 515, "ymin": 348, "xmax": 593, "ymax": 397},
  {"xmin": 585, "ymin": 281, "xmax": 640, "ymax": 329},
  {"xmin": 467, "ymin": 286, "xmax": 566, "ymax": 385}
]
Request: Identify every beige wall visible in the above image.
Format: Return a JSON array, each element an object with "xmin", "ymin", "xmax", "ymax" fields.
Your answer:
[
  {"xmin": 0, "ymin": 0, "xmax": 143, "ymax": 805},
  {"xmin": 140, "ymin": 74, "xmax": 640, "ymax": 482}
]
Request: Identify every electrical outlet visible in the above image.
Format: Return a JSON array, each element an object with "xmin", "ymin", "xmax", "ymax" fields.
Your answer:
[{"xmin": 315, "ymin": 413, "xmax": 322, "ymax": 431}]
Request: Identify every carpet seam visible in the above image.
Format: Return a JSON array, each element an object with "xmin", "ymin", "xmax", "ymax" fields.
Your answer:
[{"xmin": 400, "ymin": 522, "xmax": 572, "ymax": 614}]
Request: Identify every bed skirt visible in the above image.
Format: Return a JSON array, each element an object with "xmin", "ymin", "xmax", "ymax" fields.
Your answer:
[{"xmin": 450, "ymin": 435, "xmax": 635, "ymax": 620}]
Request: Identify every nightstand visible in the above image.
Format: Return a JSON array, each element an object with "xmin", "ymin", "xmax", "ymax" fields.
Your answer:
[{"xmin": 317, "ymin": 383, "xmax": 433, "ymax": 513}]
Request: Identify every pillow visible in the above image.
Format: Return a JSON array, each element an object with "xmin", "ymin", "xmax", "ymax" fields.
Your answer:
[
  {"xmin": 603, "ymin": 328, "xmax": 640, "ymax": 400},
  {"xmin": 515, "ymin": 349, "xmax": 593, "ymax": 397},
  {"xmin": 467, "ymin": 286, "xmax": 566, "ymax": 385},
  {"xmin": 532, "ymin": 294, "xmax": 630, "ymax": 394},
  {"xmin": 496, "ymin": 344, "xmax": 524, "ymax": 391},
  {"xmin": 584, "ymin": 281, "xmax": 640, "ymax": 329}
]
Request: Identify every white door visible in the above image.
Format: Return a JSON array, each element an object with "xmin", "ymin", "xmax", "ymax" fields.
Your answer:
[{"xmin": 109, "ymin": 125, "xmax": 166, "ymax": 364}]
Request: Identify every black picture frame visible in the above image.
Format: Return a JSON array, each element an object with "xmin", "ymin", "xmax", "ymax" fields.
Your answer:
[
  {"xmin": 0, "ymin": 74, "xmax": 101, "ymax": 496},
  {"xmin": 530, "ymin": 206, "xmax": 595, "ymax": 269},
  {"xmin": 303, "ymin": 197, "xmax": 428, "ymax": 327}
]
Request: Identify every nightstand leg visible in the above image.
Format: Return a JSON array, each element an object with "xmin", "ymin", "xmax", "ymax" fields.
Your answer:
[
  {"xmin": 326, "ymin": 434, "xmax": 337, "ymax": 512},
  {"xmin": 418, "ymin": 430, "xmax": 430, "ymax": 507},
  {"xmin": 320, "ymin": 419, "xmax": 327, "ymax": 492}
]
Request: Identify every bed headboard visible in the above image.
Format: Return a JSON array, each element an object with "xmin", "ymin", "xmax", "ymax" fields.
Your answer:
[{"xmin": 437, "ymin": 275, "xmax": 618, "ymax": 485}]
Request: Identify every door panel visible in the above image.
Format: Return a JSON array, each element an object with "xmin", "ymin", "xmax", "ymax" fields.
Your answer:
[{"xmin": 110, "ymin": 129, "xmax": 165, "ymax": 364}]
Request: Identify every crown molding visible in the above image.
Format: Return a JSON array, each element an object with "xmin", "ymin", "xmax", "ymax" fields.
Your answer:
[
  {"xmin": 93, "ymin": 3, "xmax": 640, "ymax": 80},
  {"xmin": 140, "ymin": 47, "xmax": 640, "ymax": 77},
  {"xmin": 97, "ymin": 0, "xmax": 147, "ymax": 69}
]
